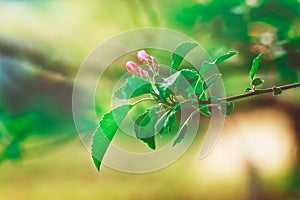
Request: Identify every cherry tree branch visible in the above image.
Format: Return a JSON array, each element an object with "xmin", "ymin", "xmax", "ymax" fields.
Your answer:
[{"xmin": 199, "ymin": 82, "xmax": 300, "ymax": 104}]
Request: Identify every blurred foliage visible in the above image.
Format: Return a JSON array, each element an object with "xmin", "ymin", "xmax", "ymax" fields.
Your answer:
[
  {"xmin": 175, "ymin": 0, "xmax": 300, "ymax": 84},
  {"xmin": 0, "ymin": 56, "xmax": 75, "ymax": 162}
]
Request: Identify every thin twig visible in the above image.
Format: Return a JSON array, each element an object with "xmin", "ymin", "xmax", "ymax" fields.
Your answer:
[{"xmin": 199, "ymin": 82, "xmax": 300, "ymax": 104}]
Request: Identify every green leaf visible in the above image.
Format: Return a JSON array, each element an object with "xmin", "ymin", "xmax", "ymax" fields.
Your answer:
[
  {"xmin": 272, "ymin": 86, "xmax": 282, "ymax": 96},
  {"xmin": 199, "ymin": 104, "xmax": 210, "ymax": 116},
  {"xmin": 251, "ymin": 77, "xmax": 264, "ymax": 86},
  {"xmin": 250, "ymin": 53, "xmax": 263, "ymax": 80},
  {"xmin": 134, "ymin": 105, "xmax": 161, "ymax": 150},
  {"xmin": 171, "ymin": 42, "xmax": 197, "ymax": 71},
  {"xmin": 179, "ymin": 69, "xmax": 199, "ymax": 83},
  {"xmin": 194, "ymin": 77, "xmax": 204, "ymax": 96},
  {"xmin": 219, "ymin": 101, "xmax": 234, "ymax": 116},
  {"xmin": 173, "ymin": 110, "xmax": 198, "ymax": 146},
  {"xmin": 207, "ymin": 96, "xmax": 218, "ymax": 103},
  {"xmin": 157, "ymin": 71, "xmax": 181, "ymax": 101},
  {"xmin": 203, "ymin": 74, "xmax": 222, "ymax": 90},
  {"xmin": 200, "ymin": 51, "xmax": 237, "ymax": 75},
  {"xmin": 195, "ymin": 80, "xmax": 210, "ymax": 116},
  {"xmin": 214, "ymin": 51, "xmax": 238, "ymax": 64},
  {"xmin": 173, "ymin": 125, "xmax": 187, "ymax": 146},
  {"xmin": 199, "ymin": 61, "xmax": 213, "ymax": 76},
  {"xmin": 175, "ymin": 69, "xmax": 199, "ymax": 97},
  {"xmin": 244, "ymin": 87, "xmax": 252, "ymax": 92},
  {"xmin": 114, "ymin": 76, "xmax": 152, "ymax": 100},
  {"xmin": 158, "ymin": 69, "xmax": 199, "ymax": 101},
  {"xmin": 155, "ymin": 103, "xmax": 181, "ymax": 135},
  {"xmin": 91, "ymin": 104, "xmax": 133, "ymax": 171}
]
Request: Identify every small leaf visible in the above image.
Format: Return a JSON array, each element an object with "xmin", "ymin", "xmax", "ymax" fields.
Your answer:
[
  {"xmin": 214, "ymin": 51, "xmax": 238, "ymax": 64},
  {"xmin": 251, "ymin": 77, "xmax": 264, "ymax": 86},
  {"xmin": 175, "ymin": 69, "xmax": 199, "ymax": 97},
  {"xmin": 91, "ymin": 104, "xmax": 133, "ymax": 171},
  {"xmin": 158, "ymin": 69, "xmax": 199, "ymax": 101},
  {"xmin": 134, "ymin": 105, "xmax": 161, "ymax": 150},
  {"xmin": 219, "ymin": 101, "xmax": 234, "ymax": 116},
  {"xmin": 244, "ymin": 87, "xmax": 252, "ymax": 92},
  {"xmin": 171, "ymin": 42, "xmax": 197, "ymax": 71},
  {"xmin": 208, "ymin": 96, "xmax": 218, "ymax": 103},
  {"xmin": 199, "ymin": 51, "xmax": 237, "ymax": 75},
  {"xmin": 173, "ymin": 110, "xmax": 198, "ymax": 146},
  {"xmin": 114, "ymin": 76, "xmax": 152, "ymax": 100},
  {"xmin": 250, "ymin": 53, "xmax": 263, "ymax": 80},
  {"xmin": 199, "ymin": 105, "xmax": 210, "ymax": 116},
  {"xmin": 196, "ymin": 85, "xmax": 210, "ymax": 116},
  {"xmin": 203, "ymin": 74, "xmax": 222, "ymax": 90},
  {"xmin": 179, "ymin": 69, "xmax": 199, "ymax": 83},
  {"xmin": 157, "ymin": 71, "xmax": 181, "ymax": 101},
  {"xmin": 173, "ymin": 126, "xmax": 187, "ymax": 146},
  {"xmin": 199, "ymin": 61, "xmax": 213, "ymax": 76},
  {"xmin": 272, "ymin": 86, "xmax": 282, "ymax": 96},
  {"xmin": 155, "ymin": 103, "xmax": 181, "ymax": 135},
  {"xmin": 194, "ymin": 78, "xmax": 204, "ymax": 96}
]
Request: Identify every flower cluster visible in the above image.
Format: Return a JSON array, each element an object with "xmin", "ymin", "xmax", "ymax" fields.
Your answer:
[
  {"xmin": 125, "ymin": 50, "xmax": 158, "ymax": 78},
  {"xmin": 137, "ymin": 50, "xmax": 158, "ymax": 69},
  {"xmin": 125, "ymin": 61, "xmax": 149, "ymax": 78}
]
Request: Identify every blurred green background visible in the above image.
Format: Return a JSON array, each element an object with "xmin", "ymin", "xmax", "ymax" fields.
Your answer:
[{"xmin": 1, "ymin": 0, "xmax": 300, "ymax": 199}]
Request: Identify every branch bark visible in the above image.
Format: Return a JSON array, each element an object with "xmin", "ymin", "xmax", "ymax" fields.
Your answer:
[{"xmin": 199, "ymin": 82, "xmax": 300, "ymax": 104}]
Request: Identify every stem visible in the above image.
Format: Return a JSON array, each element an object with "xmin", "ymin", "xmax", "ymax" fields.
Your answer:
[
  {"xmin": 199, "ymin": 82, "xmax": 300, "ymax": 104},
  {"xmin": 133, "ymin": 97, "xmax": 156, "ymax": 106}
]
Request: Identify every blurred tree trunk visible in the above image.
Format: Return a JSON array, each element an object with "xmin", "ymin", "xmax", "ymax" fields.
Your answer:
[{"xmin": 254, "ymin": 97, "xmax": 300, "ymax": 198}]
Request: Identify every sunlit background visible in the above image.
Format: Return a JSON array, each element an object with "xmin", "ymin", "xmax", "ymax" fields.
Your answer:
[{"xmin": 1, "ymin": 0, "xmax": 300, "ymax": 199}]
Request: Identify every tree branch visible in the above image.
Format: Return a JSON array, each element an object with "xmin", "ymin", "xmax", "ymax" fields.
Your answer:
[
  {"xmin": 199, "ymin": 82, "xmax": 300, "ymax": 104},
  {"xmin": 0, "ymin": 36, "xmax": 69, "ymax": 73}
]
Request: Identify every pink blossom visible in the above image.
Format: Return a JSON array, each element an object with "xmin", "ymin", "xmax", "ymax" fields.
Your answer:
[
  {"xmin": 125, "ymin": 61, "xmax": 149, "ymax": 78},
  {"xmin": 126, "ymin": 61, "xmax": 138, "ymax": 75},
  {"xmin": 150, "ymin": 56, "xmax": 158, "ymax": 70},
  {"xmin": 137, "ymin": 50, "xmax": 150, "ymax": 63}
]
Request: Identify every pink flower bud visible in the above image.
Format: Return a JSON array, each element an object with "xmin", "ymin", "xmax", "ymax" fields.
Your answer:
[
  {"xmin": 150, "ymin": 56, "xmax": 158, "ymax": 69},
  {"xmin": 137, "ymin": 50, "xmax": 150, "ymax": 63},
  {"xmin": 126, "ymin": 61, "xmax": 138, "ymax": 75},
  {"xmin": 138, "ymin": 67, "xmax": 149, "ymax": 78}
]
